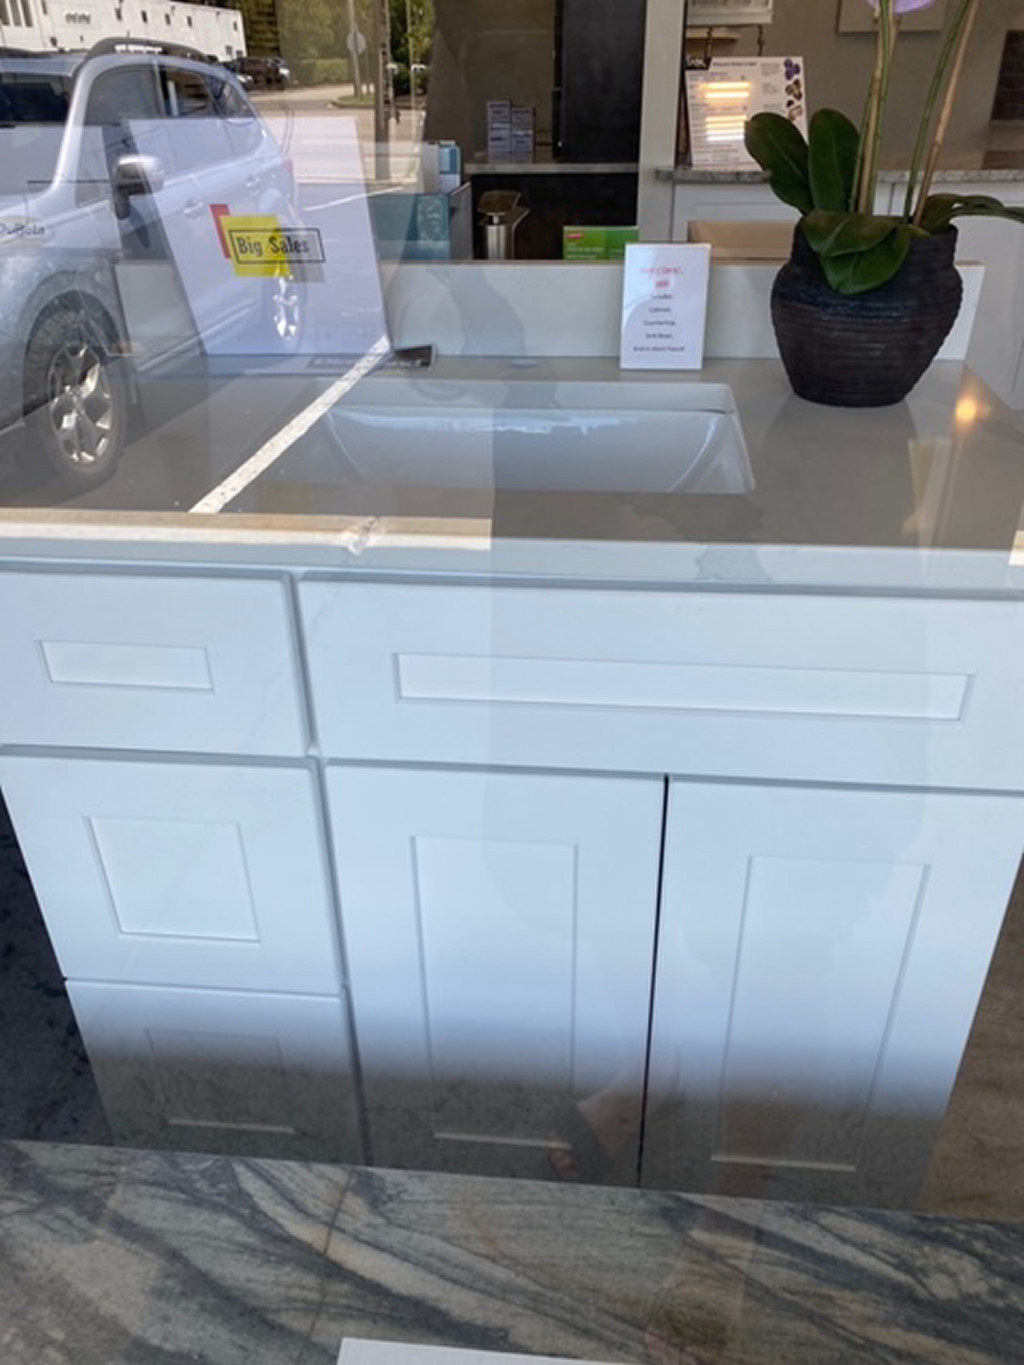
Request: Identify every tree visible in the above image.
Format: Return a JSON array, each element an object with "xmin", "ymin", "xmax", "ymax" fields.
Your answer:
[
  {"xmin": 231, "ymin": 0, "xmax": 280, "ymax": 55},
  {"xmin": 276, "ymin": 0, "xmax": 336, "ymax": 59},
  {"xmin": 388, "ymin": 0, "xmax": 433, "ymax": 92}
]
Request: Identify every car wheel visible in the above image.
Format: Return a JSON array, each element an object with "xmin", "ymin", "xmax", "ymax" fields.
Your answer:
[
  {"xmin": 264, "ymin": 271, "xmax": 305, "ymax": 352},
  {"xmin": 21, "ymin": 307, "xmax": 129, "ymax": 491}
]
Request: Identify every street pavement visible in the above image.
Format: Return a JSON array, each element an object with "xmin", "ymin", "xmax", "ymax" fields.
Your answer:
[
  {"xmin": 0, "ymin": 83, "xmax": 430, "ymax": 512},
  {"xmin": 253, "ymin": 83, "xmax": 427, "ymax": 187}
]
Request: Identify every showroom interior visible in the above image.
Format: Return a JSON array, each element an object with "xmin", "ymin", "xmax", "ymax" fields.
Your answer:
[{"xmin": 2, "ymin": 2, "xmax": 1024, "ymax": 1361}]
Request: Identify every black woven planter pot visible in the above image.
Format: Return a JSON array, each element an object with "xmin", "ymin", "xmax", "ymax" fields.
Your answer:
[{"xmin": 771, "ymin": 226, "xmax": 963, "ymax": 407}]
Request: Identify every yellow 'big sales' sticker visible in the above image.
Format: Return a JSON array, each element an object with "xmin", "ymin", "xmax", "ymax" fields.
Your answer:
[{"xmin": 221, "ymin": 215, "xmax": 292, "ymax": 277}]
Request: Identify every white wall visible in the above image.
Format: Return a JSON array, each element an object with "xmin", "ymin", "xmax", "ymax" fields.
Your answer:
[
  {"xmin": 728, "ymin": 0, "xmax": 1024, "ymax": 161},
  {"xmin": 422, "ymin": 0, "xmax": 555, "ymax": 157},
  {"xmin": 0, "ymin": 0, "xmax": 247, "ymax": 59}
]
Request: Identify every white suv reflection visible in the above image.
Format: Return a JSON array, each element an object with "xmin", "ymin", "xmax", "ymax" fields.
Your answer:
[{"xmin": 0, "ymin": 40, "xmax": 302, "ymax": 491}]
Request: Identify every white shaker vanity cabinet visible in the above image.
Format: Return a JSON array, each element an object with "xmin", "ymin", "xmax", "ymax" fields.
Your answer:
[
  {"xmin": 1, "ymin": 360, "xmax": 1023, "ymax": 1205},
  {"xmin": 299, "ymin": 577, "xmax": 1024, "ymax": 1206},
  {"xmin": 0, "ymin": 570, "xmax": 361, "ymax": 1162},
  {"xmin": 1, "ymin": 561, "xmax": 1021, "ymax": 1201}
]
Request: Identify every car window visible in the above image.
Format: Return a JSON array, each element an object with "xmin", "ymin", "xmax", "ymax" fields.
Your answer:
[
  {"xmin": 0, "ymin": 76, "xmax": 69, "ymax": 124},
  {"xmin": 0, "ymin": 123, "xmax": 65, "ymax": 194},
  {"xmin": 160, "ymin": 65, "xmax": 235, "ymax": 172},
  {"xmin": 0, "ymin": 72, "xmax": 71, "ymax": 192},
  {"xmin": 84, "ymin": 64, "xmax": 163, "ymax": 127},
  {"xmin": 208, "ymin": 72, "xmax": 263, "ymax": 159},
  {"xmin": 79, "ymin": 64, "xmax": 166, "ymax": 194}
]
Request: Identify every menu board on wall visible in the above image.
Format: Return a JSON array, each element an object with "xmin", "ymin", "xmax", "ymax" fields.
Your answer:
[
  {"xmin": 688, "ymin": 0, "xmax": 774, "ymax": 25},
  {"xmin": 685, "ymin": 56, "xmax": 807, "ymax": 169}
]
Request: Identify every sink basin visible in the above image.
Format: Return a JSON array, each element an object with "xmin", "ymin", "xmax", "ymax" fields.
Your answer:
[{"xmin": 325, "ymin": 378, "xmax": 753, "ymax": 495}]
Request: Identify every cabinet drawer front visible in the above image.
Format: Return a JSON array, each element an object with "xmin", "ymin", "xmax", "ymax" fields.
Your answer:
[
  {"xmin": 69, "ymin": 981, "xmax": 360, "ymax": 1163},
  {"xmin": 300, "ymin": 582, "xmax": 1024, "ymax": 787},
  {"xmin": 0, "ymin": 571, "xmax": 307, "ymax": 755},
  {"xmin": 0, "ymin": 756, "xmax": 341, "ymax": 995}
]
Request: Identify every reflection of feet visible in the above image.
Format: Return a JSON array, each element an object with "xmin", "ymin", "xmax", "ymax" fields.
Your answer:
[
  {"xmin": 547, "ymin": 1105, "xmax": 609, "ymax": 1184},
  {"xmin": 645, "ymin": 1326, "xmax": 722, "ymax": 1365},
  {"xmin": 546, "ymin": 1145, "xmax": 581, "ymax": 1182}
]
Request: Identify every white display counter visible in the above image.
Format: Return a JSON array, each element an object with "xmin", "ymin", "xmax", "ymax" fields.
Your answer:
[{"xmin": 0, "ymin": 354, "xmax": 1021, "ymax": 1209}]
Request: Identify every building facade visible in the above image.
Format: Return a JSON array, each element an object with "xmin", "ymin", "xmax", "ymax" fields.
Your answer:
[{"xmin": 0, "ymin": 0, "xmax": 246, "ymax": 60}]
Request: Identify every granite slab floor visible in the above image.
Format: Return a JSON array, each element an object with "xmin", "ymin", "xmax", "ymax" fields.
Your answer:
[
  {"xmin": 2, "ymin": 793, "xmax": 1023, "ymax": 1220},
  {"xmin": 0, "ymin": 796, "xmax": 110, "ymax": 1146},
  {"xmin": 3, "ymin": 1140, "xmax": 1024, "ymax": 1365}
]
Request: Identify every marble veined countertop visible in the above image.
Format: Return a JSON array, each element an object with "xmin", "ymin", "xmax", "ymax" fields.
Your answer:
[{"xmin": 1, "ymin": 1141, "xmax": 1022, "ymax": 1365}]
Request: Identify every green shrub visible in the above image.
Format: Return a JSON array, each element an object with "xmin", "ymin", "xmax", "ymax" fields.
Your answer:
[
  {"xmin": 291, "ymin": 57, "xmax": 350, "ymax": 86},
  {"xmin": 391, "ymin": 62, "xmax": 429, "ymax": 97}
]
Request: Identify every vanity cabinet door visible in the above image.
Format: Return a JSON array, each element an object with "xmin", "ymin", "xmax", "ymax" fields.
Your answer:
[
  {"xmin": 643, "ymin": 781, "xmax": 1024, "ymax": 1208},
  {"xmin": 326, "ymin": 765, "xmax": 663, "ymax": 1182},
  {"xmin": 68, "ymin": 981, "xmax": 360, "ymax": 1162},
  {"xmin": 1, "ymin": 754, "xmax": 357, "ymax": 1163},
  {"xmin": 0, "ymin": 755, "xmax": 341, "ymax": 995}
]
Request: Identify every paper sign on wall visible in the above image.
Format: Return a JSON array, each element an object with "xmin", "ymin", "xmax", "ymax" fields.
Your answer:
[
  {"xmin": 686, "ymin": 56, "xmax": 807, "ymax": 169},
  {"xmin": 619, "ymin": 243, "xmax": 712, "ymax": 371}
]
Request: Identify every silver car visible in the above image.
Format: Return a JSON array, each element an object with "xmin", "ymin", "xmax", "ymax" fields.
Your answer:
[{"xmin": 0, "ymin": 39, "xmax": 303, "ymax": 491}]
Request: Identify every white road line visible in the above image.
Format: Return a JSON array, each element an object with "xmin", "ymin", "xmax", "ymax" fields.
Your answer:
[
  {"xmin": 306, "ymin": 185, "xmax": 413, "ymax": 213},
  {"xmin": 304, "ymin": 193, "xmax": 369, "ymax": 212},
  {"xmin": 188, "ymin": 336, "xmax": 391, "ymax": 515}
]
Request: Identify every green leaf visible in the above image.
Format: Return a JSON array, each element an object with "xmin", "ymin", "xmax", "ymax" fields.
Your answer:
[
  {"xmin": 744, "ymin": 112, "xmax": 813, "ymax": 215},
  {"xmin": 802, "ymin": 210, "xmax": 901, "ymax": 259},
  {"xmin": 916, "ymin": 194, "xmax": 962, "ymax": 234},
  {"xmin": 807, "ymin": 109, "xmax": 860, "ymax": 213},
  {"xmin": 821, "ymin": 225, "xmax": 915, "ymax": 295},
  {"xmin": 919, "ymin": 193, "xmax": 1024, "ymax": 233}
]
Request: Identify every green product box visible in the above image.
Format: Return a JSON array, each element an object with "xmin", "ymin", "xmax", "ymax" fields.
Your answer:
[{"xmin": 563, "ymin": 226, "xmax": 640, "ymax": 261}]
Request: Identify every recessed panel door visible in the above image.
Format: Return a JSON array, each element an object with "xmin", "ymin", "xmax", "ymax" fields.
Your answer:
[
  {"xmin": 327, "ymin": 766, "xmax": 663, "ymax": 1181},
  {"xmin": 0, "ymin": 755, "xmax": 339, "ymax": 994},
  {"xmin": 644, "ymin": 780, "xmax": 1024, "ymax": 1207},
  {"xmin": 69, "ymin": 980, "xmax": 359, "ymax": 1163}
]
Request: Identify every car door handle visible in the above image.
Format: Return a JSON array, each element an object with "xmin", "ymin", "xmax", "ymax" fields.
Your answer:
[
  {"xmin": 245, "ymin": 176, "xmax": 262, "ymax": 192},
  {"xmin": 183, "ymin": 199, "xmax": 205, "ymax": 219}
]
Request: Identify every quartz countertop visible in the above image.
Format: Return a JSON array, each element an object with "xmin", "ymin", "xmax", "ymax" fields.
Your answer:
[
  {"xmin": 1, "ymin": 359, "xmax": 1021, "ymax": 594},
  {"xmin": 1, "ymin": 1140, "xmax": 1022, "ymax": 1365}
]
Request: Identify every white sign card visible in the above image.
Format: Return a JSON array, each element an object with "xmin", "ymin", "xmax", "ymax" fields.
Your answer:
[
  {"xmin": 339, "ymin": 1342, "xmax": 621, "ymax": 1365},
  {"xmin": 619, "ymin": 243, "xmax": 712, "ymax": 371},
  {"xmin": 149, "ymin": 114, "xmax": 389, "ymax": 358},
  {"xmin": 686, "ymin": 56, "xmax": 807, "ymax": 170}
]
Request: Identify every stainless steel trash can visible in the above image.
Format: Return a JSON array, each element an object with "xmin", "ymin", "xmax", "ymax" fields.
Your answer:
[{"xmin": 478, "ymin": 190, "xmax": 529, "ymax": 259}]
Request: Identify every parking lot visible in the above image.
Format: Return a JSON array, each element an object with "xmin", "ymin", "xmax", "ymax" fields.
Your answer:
[{"xmin": 0, "ymin": 80, "xmax": 427, "ymax": 516}]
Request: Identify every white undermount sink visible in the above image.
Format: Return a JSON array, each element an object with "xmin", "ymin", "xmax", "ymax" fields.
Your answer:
[{"xmin": 326, "ymin": 378, "xmax": 753, "ymax": 495}]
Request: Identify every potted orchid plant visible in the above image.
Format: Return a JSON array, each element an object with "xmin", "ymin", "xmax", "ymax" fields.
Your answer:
[{"xmin": 743, "ymin": 0, "xmax": 1024, "ymax": 407}]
